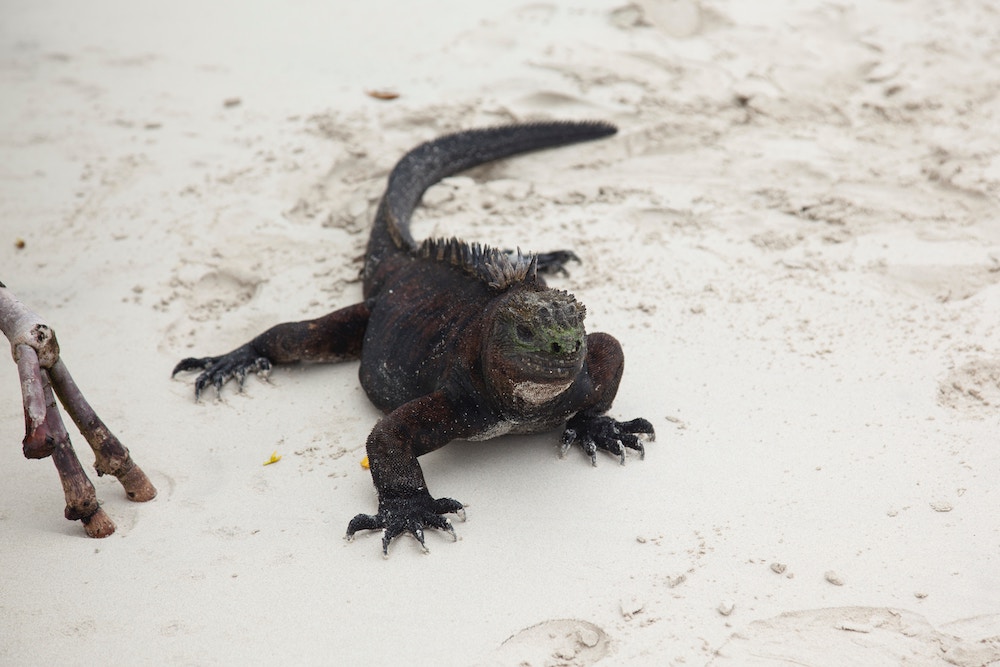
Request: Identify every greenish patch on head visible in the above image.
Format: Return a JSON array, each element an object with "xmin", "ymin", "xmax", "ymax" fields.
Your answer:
[{"xmin": 504, "ymin": 289, "xmax": 586, "ymax": 358}]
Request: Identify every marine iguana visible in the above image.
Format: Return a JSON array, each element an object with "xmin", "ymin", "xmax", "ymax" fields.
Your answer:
[{"xmin": 173, "ymin": 121, "xmax": 654, "ymax": 554}]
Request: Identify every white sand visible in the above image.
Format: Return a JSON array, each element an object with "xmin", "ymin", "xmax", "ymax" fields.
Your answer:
[{"xmin": 2, "ymin": 1, "xmax": 999, "ymax": 665}]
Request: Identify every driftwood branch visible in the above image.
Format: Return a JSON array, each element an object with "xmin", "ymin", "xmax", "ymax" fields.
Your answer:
[{"xmin": 0, "ymin": 280, "xmax": 155, "ymax": 537}]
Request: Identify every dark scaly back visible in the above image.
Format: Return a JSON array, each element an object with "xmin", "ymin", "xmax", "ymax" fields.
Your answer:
[{"xmin": 363, "ymin": 121, "xmax": 617, "ymax": 287}]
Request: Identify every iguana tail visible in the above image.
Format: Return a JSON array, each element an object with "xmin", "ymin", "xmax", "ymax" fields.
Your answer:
[{"xmin": 364, "ymin": 120, "xmax": 617, "ymax": 270}]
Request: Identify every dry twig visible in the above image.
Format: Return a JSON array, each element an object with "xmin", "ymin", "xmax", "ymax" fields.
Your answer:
[{"xmin": 0, "ymin": 281, "xmax": 155, "ymax": 536}]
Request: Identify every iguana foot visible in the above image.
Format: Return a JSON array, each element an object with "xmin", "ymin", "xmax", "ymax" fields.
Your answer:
[
  {"xmin": 345, "ymin": 493, "xmax": 465, "ymax": 556},
  {"xmin": 534, "ymin": 250, "xmax": 580, "ymax": 277},
  {"xmin": 560, "ymin": 414, "xmax": 655, "ymax": 465},
  {"xmin": 172, "ymin": 344, "xmax": 272, "ymax": 400}
]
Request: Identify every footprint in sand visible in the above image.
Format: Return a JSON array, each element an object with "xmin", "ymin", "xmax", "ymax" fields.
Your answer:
[
  {"xmin": 938, "ymin": 359, "xmax": 1000, "ymax": 414},
  {"xmin": 486, "ymin": 618, "xmax": 610, "ymax": 667},
  {"xmin": 709, "ymin": 606, "xmax": 1000, "ymax": 666}
]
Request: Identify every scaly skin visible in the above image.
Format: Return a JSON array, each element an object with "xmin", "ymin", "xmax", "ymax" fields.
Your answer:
[{"xmin": 174, "ymin": 122, "xmax": 654, "ymax": 555}]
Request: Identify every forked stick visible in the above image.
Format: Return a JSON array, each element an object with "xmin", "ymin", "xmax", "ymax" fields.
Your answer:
[{"xmin": 0, "ymin": 281, "xmax": 155, "ymax": 536}]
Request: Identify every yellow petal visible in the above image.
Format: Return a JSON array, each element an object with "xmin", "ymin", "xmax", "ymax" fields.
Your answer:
[
  {"xmin": 360, "ymin": 456, "xmax": 369, "ymax": 469},
  {"xmin": 263, "ymin": 451, "xmax": 282, "ymax": 466}
]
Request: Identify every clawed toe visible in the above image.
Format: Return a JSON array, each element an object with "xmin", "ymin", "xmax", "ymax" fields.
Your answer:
[
  {"xmin": 172, "ymin": 356, "xmax": 215, "ymax": 376},
  {"xmin": 345, "ymin": 512, "xmax": 381, "ymax": 537}
]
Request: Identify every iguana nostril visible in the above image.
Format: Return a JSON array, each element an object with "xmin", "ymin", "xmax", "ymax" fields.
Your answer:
[{"xmin": 551, "ymin": 342, "xmax": 561, "ymax": 353}]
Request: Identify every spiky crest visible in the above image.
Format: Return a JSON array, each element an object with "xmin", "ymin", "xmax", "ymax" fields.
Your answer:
[{"xmin": 416, "ymin": 237, "xmax": 538, "ymax": 290}]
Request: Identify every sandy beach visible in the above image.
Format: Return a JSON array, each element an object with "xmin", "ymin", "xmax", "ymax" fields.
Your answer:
[{"xmin": 2, "ymin": 1, "xmax": 998, "ymax": 664}]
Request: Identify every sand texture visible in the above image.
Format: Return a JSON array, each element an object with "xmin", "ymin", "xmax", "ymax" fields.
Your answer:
[{"xmin": 2, "ymin": 1, "xmax": 999, "ymax": 665}]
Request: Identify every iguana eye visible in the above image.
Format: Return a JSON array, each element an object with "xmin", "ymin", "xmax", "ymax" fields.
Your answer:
[{"xmin": 516, "ymin": 324, "xmax": 534, "ymax": 341}]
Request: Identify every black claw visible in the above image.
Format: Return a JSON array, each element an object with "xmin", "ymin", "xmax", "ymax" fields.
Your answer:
[
  {"xmin": 172, "ymin": 356, "xmax": 213, "ymax": 377},
  {"xmin": 432, "ymin": 496, "xmax": 464, "ymax": 516},
  {"xmin": 412, "ymin": 525, "xmax": 427, "ymax": 550},
  {"xmin": 194, "ymin": 375, "xmax": 211, "ymax": 402},
  {"xmin": 381, "ymin": 525, "xmax": 402, "ymax": 556},
  {"xmin": 346, "ymin": 513, "xmax": 382, "ymax": 538},
  {"xmin": 443, "ymin": 520, "xmax": 458, "ymax": 541},
  {"xmin": 619, "ymin": 417, "xmax": 655, "ymax": 440},
  {"xmin": 559, "ymin": 428, "xmax": 577, "ymax": 458},
  {"xmin": 582, "ymin": 437, "xmax": 598, "ymax": 466},
  {"xmin": 620, "ymin": 432, "xmax": 645, "ymax": 459}
]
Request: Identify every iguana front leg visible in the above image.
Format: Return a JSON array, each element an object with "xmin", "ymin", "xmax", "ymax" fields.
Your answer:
[
  {"xmin": 346, "ymin": 389, "xmax": 488, "ymax": 555},
  {"xmin": 173, "ymin": 301, "xmax": 371, "ymax": 399},
  {"xmin": 561, "ymin": 332, "xmax": 656, "ymax": 464}
]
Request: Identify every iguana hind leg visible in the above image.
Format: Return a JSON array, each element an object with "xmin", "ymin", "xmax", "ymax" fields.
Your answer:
[
  {"xmin": 174, "ymin": 301, "xmax": 371, "ymax": 400},
  {"xmin": 534, "ymin": 250, "xmax": 580, "ymax": 276}
]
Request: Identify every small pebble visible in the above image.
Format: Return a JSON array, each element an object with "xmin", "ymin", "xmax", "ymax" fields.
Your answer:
[
  {"xmin": 770, "ymin": 562, "xmax": 787, "ymax": 574},
  {"xmin": 577, "ymin": 627, "xmax": 600, "ymax": 648},
  {"xmin": 930, "ymin": 501, "xmax": 953, "ymax": 512},
  {"xmin": 717, "ymin": 600, "xmax": 735, "ymax": 616},
  {"xmin": 825, "ymin": 570, "xmax": 844, "ymax": 586}
]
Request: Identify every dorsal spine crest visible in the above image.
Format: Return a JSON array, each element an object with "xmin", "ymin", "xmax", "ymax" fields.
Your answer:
[{"xmin": 417, "ymin": 237, "xmax": 537, "ymax": 290}]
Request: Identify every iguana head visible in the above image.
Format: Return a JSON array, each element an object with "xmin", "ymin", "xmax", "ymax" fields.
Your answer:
[{"xmin": 485, "ymin": 288, "xmax": 587, "ymax": 406}]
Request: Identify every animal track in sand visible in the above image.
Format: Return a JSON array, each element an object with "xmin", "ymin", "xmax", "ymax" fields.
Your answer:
[
  {"xmin": 181, "ymin": 269, "xmax": 261, "ymax": 322},
  {"xmin": 491, "ymin": 618, "xmax": 610, "ymax": 666},
  {"xmin": 938, "ymin": 359, "xmax": 1000, "ymax": 414},
  {"xmin": 708, "ymin": 607, "xmax": 1000, "ymax": 666}
]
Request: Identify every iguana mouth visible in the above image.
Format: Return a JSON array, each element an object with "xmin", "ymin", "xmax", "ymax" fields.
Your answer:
[{"xmin": 516, "ymin": 350, "xmax": 583, "ymax": 379}]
